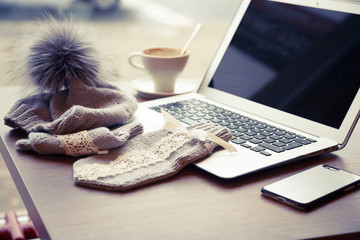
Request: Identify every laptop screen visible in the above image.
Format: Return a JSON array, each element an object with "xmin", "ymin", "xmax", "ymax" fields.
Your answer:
[{"xmin": 209, "ymin": 0, "xmax": 360, "ymax": 129}]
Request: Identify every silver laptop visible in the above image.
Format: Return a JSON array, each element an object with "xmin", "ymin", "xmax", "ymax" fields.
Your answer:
[{"xmin": 135, "ymin": 0, "xmax": 360, "ymax": 178}]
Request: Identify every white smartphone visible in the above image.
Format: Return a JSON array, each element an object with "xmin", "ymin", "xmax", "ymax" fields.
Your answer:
[{"xmin": 261, "ymin": 165, "xmax": 360, "ymax": 210}]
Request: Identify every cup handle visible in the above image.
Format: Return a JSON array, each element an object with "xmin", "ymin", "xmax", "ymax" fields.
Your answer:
[{"xmin": 128, "ymin": 52, "xmax": 145, "ymax": 70}]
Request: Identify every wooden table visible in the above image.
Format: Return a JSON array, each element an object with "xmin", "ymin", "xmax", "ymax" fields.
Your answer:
[
  {"xmin": 1, "ymin": 84, "xmax": 360, "ymax": 240},
  {"xmin": 1, "ymin": 22, "xmax": 360, "ymax": 240}
]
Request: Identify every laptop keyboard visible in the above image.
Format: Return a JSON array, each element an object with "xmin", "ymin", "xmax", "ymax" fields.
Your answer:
[{"xmin": 149, "ymin": 99, "xmax": 317, "ymax": 156}]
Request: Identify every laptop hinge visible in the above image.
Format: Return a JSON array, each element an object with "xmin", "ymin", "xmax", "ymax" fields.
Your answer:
[{"xmin": 338, "ymin": 109, "xmax": 360, "ymax": 150}]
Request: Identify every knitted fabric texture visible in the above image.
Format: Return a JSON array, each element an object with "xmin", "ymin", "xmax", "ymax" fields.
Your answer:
[
  {"xmin": 3, "ymin": 15, "xmax": 141, "ymax": 157},
  {"xmin": 73, "ymin": 122, "xmax": 232, "ymax": 191},
  {"xmin": 16, "ymin": 120, "xmax": 143, "ymax": 157},
  {"xmin": 4, "ymin": 79, "xmax": 138, "ymax": 135}
]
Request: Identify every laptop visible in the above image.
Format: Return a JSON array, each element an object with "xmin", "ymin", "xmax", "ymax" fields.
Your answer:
[{"xmin": 134, "ymin": 0, "xmax": 360, "ymax": 178}]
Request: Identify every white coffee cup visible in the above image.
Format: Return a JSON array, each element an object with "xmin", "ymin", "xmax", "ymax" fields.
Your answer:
[{"xmin": 128, "ymin": 47, "xmax": 189, "ymax": 92}]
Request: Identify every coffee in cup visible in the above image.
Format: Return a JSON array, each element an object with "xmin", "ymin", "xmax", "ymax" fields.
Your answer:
[{"xmin": 128, "ymin": 47, "xmax": 189, "ymax": 92}]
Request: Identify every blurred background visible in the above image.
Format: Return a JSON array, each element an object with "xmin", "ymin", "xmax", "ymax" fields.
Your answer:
[
  {"xmin": 0, "ymin": 0, "xmax": 240, "ymax": 219},
  {"xmin": 0, "ymin": 0, "xmax": 239, "ymax": 24}
]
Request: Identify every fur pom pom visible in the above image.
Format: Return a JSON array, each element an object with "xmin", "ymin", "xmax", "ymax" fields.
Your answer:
[{"xmin": 9, "ymin": 15, "xmax": 119, "ymax": 93}]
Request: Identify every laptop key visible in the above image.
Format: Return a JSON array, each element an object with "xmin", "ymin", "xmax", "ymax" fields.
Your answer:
[
  {"xmin": 237, "ymin": 127, "xmax": 248, "ymax": 133},
  {"xmin": 279, "ymin": 138, "xmax": 292, "ymax": 144},
  {"xmin": 240, "ymin": 135, "xmax": 253, "ymax": 141},
  {"xmin": 264, "ymin": 127, "xmax": 276, "ymax": 132},
  {"xmin": 283, "ymin": 134, "xmax": 296, "ymax": 139},
  {"xmin": 188, "ymin": 109, "xmax": 198, "ymax": 114},
  {"xmin": 195, "ymin": 112, "xmax": 206, "ymax": 117},
  {"xmin": 233, "ymin": 121, "xmax": 245, "ymax": 127},
  {"xmin": 269, "ymin": 135, "xmax": 282, "ymax": 140},
  {"xmin": 263, "ymin": 138, "xmax": 276, "ymax": 143},
  {"xmin": 274, "ymin": 130, "xmax": 286, "ymax": 135},
  {"xmin": 183, "ymin": 113, "xmax": 193, "ymax": 117},
  {"xmin": 260, "ymin": 151, "xmax": 272, "ymax": 156},
  {"xmin": 283, "ymin": 142, "xmax": 303, "ymax": 150},
  {"xmin": 293, "ymin": 138, "xmax": 312, "ymax": 145},
  {"xmin": 243, "ymin": 125, "xmax": 254, "ymax": 130},
  {"xmin": 254, "ymin": 135, "xmax": 266, "ymax": 140},
  {"xmin": 260, "ymin": 131, "xmax": 272, "ymax": 136},
  {"xmin": 250, "ymin": 146, "xmax": 266, "ymax": 152},
  {"xmin": 273, "ymin": 141, "xmax": 286, "ymax": 147},
  {"xmin": 223, "ymin": 111, "xmax": 233, "ymax": 116},
  {"xmin": 232, "ymin": 132, "xmax": 244, "ymax": 137},
  {"xmin": 149, "ymin": 106, "xmax": 161, "ymax": 112},
  {"xmin": 210, "ymin": 118, "xmax": 222, "ymax": 123},
  {"xmin": 219, "ymin": 121, "xmax": 231, "ymax": 126},
  {"xmin": 201, "ymin": 109, "xmax": 212, "ymax": 114},
  {"xmin": 190, "ymin": 116, "xmax": 202, "ymax": 121},
  {"xmin": 249, "ymin": 138, "xmax": 262, "ymax": 144},
  {"xmin": 209, "ymin": 112, "xmax": 220, "ymax": 117},
  {"xmin": 173, "ymin": 114, "xmax": 184, "ymax": 120},
  {"xmin": 259, "ymin": 142, "xmax": 285, "ymax": 153},
  {"xmin": 203, "ymin": 115, "xmax": 213, "ymax": 120},
  {"xmin": 240, "ymin": 143, "xmax": 252, "ymax": 148},
  {"xmin": 180, "ymin": 118, "xmax": 199, "ymax": 125},
  {"xmin": 252, "ymin": 127, "xmax": 263, "ymax": 133},
  {"xmin": 244, "ymin": 130, "xmax": 257, "ymax": 136},
  {"xmin": 306, "ymin": 138, "xmax": 317, "ymax": 143},
  {"xmin": 228, "ymin": 124, "xmax": 239, "ymax": 130},
  {"xmin": 232, "ymin": 138, "xmax": 246, "ymax": 144}
]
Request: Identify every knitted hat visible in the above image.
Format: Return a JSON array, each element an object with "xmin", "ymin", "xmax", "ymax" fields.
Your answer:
[
  {"xmin": 4, "ymin": 15, "xmax": 141, "ymax": 156},
  {"xmin": 4, "ymin": 81, "xmax": 138, "ymax": 135},
  {"xmin": 73, "ymin": 122, "xmax": 234, "ymax": 191},
  {"xmin": 4, "ymin": 15, "xmax": 138, "ymax": 135}
]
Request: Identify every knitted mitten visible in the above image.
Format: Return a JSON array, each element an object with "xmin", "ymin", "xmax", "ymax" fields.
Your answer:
[
  {"xmin": 16, "ymin": 121, "xmax": 143, "ymax": 157},
  {"xmin": 73, "ymin": 122, "xmax": 233, "ymax": 191}
]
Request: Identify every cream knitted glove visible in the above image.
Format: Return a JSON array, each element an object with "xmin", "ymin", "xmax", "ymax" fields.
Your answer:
[
  {"xmin": 16, "ymin": 121, "xmax": 143, "ymax": 157},
  {"xmin": 73, "ymin": 122, "xmax": 233, "ymax": 191}
]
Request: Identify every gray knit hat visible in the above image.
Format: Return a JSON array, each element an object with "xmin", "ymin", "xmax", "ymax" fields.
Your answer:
[
  {"xmin": 4, "ymin": 15, "xmax": 138, "ymax": 135},
  {"xmin": 4, "ymin": 15, "xmax": 142, "ymax": 156},
  {"xmin": 4, "ymin": 80, "xmax": 139, "ymax": 135}
]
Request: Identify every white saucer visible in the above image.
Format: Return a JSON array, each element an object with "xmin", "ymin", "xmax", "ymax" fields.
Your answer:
[{"xmin": 130, "ymin": 77, "xmax": 196, "ymax": 98}]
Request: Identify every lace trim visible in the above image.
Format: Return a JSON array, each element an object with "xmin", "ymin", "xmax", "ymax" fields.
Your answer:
[
  {"xmin": 74, "ymin": 132, "xmax": 197, "ymax": 181},
  {"xmin": 162, "ymin": 109, "xmax": 237, "ymax": 152},
  {"xmin": 58, "ymin": 130, "xmax": 99, "ymax": 157}
]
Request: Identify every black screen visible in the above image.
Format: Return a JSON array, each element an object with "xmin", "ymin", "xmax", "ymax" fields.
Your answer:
[{"xmin": 209, "ymin": 0, "xmax": 360, "ymax": 129}]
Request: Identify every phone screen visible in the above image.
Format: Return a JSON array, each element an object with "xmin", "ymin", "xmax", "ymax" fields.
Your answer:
[{"xmin": 261, "ymin": 165, "xmax": 360, "ymax": 209}]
